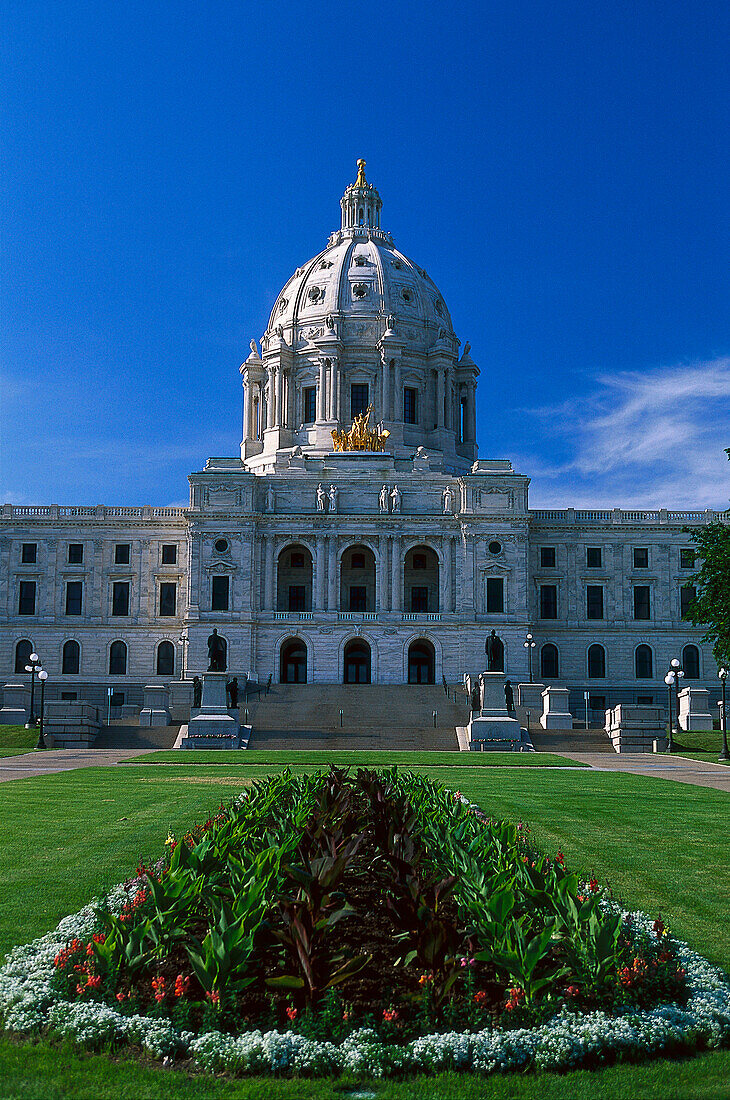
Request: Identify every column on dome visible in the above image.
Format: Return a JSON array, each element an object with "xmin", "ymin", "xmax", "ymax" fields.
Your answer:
[
  {"xmin": 381, "ymin": 352, "xmax": 390, "ymax": 421},
  {"xmin": 317, "ymin": 357, "xmax": 327, "ymax": 422},
  {"xmin": 436, "ymin": 368, "xmax": 445, "ymax": 429},
  {"xmin": 468, "ymin": 381, "xmax": 477, "ymax": 442},
  {"xmin": 277, "ymin": 368, "xmax": 285, "ymax": 429},
  {"xmin": 393, "ymin": 358, "xmax": 402, "ymax": 421},
  {"xmin": 328, "ymin": 358, "xmax": 338, "ymax": 421}
]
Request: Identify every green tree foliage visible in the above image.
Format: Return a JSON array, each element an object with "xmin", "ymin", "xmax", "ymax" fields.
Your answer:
[{"xmin": 685, "ymin": 486, "xmax": 730, "ymax": 666}]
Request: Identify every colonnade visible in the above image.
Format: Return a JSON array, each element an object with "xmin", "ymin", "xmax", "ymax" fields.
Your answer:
[{"xmin": 258, "ymin": 534, "xmax": 458, "ymax": 613}]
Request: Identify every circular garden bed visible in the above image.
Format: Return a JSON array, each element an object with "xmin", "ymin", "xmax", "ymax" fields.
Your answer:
[{"xmin": 1, "ymin": 767, "xmax": 728, "ymax": 1078}]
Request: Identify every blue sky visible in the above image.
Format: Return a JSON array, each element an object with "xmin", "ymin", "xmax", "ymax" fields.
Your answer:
[{"xmin": 2, "ymin": 1, "xmax": 729, "ymax": 508}]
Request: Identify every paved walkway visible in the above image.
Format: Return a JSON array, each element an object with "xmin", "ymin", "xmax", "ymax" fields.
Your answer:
[{"xmin": 0, "ymin": 747, "xmax": 727, "ymax": 792}]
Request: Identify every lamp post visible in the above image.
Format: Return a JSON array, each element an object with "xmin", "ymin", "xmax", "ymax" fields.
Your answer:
[
  {"xmin": 523, "ymin": 632, "xmax": 536, "ymax": 683},
  {"xmin": 178, "ymin": 631, "xmax": 188, "ymax": 680},
  {"xmin": 664, "ymin": 671, "xmax": 675, "ymax": 752},
  {"xmin": 24, "ymin": 653, "xmax": 41, "ymax": 728},
  {"xmin": 36, "ymin": 670, "xmax": 48, "ymax": 750},
  {"xmin": 671, "ymin": 657, "xmax": 685, "ymax": 739},
  {"xmin": 719, "ymin": 668, "xmax": 728, "ymax": 762},
  {"xmin": 664, "ymin": 658, "xmax": 685, "ymax": 752}
]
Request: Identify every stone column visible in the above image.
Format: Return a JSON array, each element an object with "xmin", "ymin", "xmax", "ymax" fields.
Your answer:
[
  {"xmin": 391, "ymin": 534, "xmax": 400, "ymax": 612},
  {"xmin": 468, "ymin": 383, "xmax": 477, "ymax": 442},
  {"xmin": 315, "ymin": 535, "xmax": 325, "ymax": 611},
  {"xmin": 378, "ymin": 535, "xmax": 388, "ymax": 611},
  {"xmin": 327, "ymin": 536, "xmax": 337, "ymax": 611},
  {"xmin": 394, "ymin": 359, "xmax": 402, "ymax": 421},
  {"xmin": 242, "ymin": 382, "xmax": 251, "ymax": 439},
  {"xmin": 436, "ymin": 368, "xmax": 445, "ymax": 429},
  {"xmin": 264, "ymin": 537, "xmax": 274, "ymax": 610},
  {"xmin": 269, "ymin": 368, "xmax": 278, "ymax": 425},
  {"xmin": 328, "ymin": 359, "xmax": 338, "ymax": 420},
  {"xmin": 277, "ymin": 369, "xmax": 285, "ymax": 428},
  {"xmin": 381, "ymin": 354, "xmax": 390, "ymax": 421},
  {"xmin": 441, "ymin": 536, "xmax": 452, "ymax": 613},
  {"xmin": 318, "ymin": 358, "xmax": 327, "ymax": 421}
]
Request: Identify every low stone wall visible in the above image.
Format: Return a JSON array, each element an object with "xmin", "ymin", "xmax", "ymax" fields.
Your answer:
[
  {"xmin": 44, "ymin": 701, "xmax": 101, "ymax": 748},
  {"xmin": 605, "ymin": 704, "xmax": 666, "ymax": 754}
]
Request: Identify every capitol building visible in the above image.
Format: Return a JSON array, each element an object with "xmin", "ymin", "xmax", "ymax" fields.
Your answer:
[{"xmin": 1, "ymin": 163, "xmax": 725, "ymax": 724}]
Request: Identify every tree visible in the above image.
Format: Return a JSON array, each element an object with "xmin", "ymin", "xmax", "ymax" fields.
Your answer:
[{"xmin": 684, "ymin": 451, "xmax": 730, "ymax": 665}]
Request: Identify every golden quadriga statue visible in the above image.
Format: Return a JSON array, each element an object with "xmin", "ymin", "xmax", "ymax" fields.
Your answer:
[{"xmin": 331, "ymin": 406, "xmax": 391, "ymax": 452}]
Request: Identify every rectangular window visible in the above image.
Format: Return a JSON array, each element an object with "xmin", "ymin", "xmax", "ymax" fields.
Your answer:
[
  {"xmin": 586, "ymin": 585, "xmax": 604, "ymax": 619},
  {"xmin": 303, "ymin": 386, "xmax": 316, "ymax": 423},
  {"xmin": 539, "ymin": 584, "xmax": 558, "ymax": 619},
  {"xmin": 65, "ymin": 581, "xmax": 83, "ymax": 616},
  {"xmin": 159, "ymin": 582, "xmax": 176, "ymax": 617},
  {"xmin": 486, "ymin": 577, "xmax": 504, "ymax": 613},
  {"xmin": 112, "ymin": 581, "xmax": 130, "ymax": 616},
  {"xmin": 411, "ymin": 586, "xmax": 428, "ymax": 612},
  {"xmin": 68, "ymin": 543, "xmax": 83, "ymax": 564},
  {"xmin": 680, "ymin": 585, "xmax": 697, "ymax": 619},
  {"xmin": 349, "ymin": 585, "xmax": 367, "ymax": 612},
  {"xmin": 540, "ymin": 547, "xmax": 556, "ymax": 568},
  {"xmin": 589, "ymin": 695, "xmax": 606, "ymax": 712},
  {"xmin": 21, "ymin": 543, "xmax": 37, "ymax": 564},
  {"xmin": 161, "ymin": 544, "xmax": 177, "ymax": 565},
  {"xmin": 61, "ymin": 691, "xmax": 78, "ymax": 701},
  {"xmin": 18, "ymin": 580, "xmax": 36, "ymax": 615},
  {"xmin": 680, "ymin": 548, "xmax": 696, "ymax": 569},
  {"xmin": 288, "ymin": 585, "xmax": 305, "ymax": 612},
  {"xmin": 350, "ymin": 383, "xmax": 369, "ymax": 419},
  {"xmin": 633, "ymin": 585, "xmax": 651, "ymax": 620},
  {"xmin": 586, "ymin": 547, "xmax": 602, "ymax": 568},
  {"xmin": 211, "ymin": 575, "xmax": 229, "ymax": 612},
  {"xmin": 633, "ymin": 547, "xmax": 649, "ymax": 569},
  {"xmin": 403, "ymin": 387, "xmax": 418, "ymax": 424},
  {"xmin": 637, "ymin": 696, "xmax": 654, "ymax": 705},
  {"xmin": 109, "ymin": 691, "xmax": 125, "ymax": 708},
  {"xmin": 114, "ymin": 543, "xmax": 130, "ymax": 565}
]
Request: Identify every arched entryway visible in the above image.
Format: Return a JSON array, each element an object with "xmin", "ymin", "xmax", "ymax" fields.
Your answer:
[
  {"xmin": 403, "ymin": 545, "xmax": 439, "ymax": 613},
  {"xmin": 344, "ymin": 639, "xmax": 371, "ymax": 683},
  {"xmin": 280, "ymin": 638, "xmax": 307, "ymax": 683},
  {"xmin": 277, "ymin": 543, "xmax": 313, "ymax": 612},
  {"xmin": 408, "ymin": 639, "xmax": 435, "ymax": 684},
  {"xmin": 340, "ymin": 544, "xmax": 376, "ymax": 611}
]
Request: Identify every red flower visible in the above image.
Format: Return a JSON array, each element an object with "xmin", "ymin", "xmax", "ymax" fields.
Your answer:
[
  {"xmin": 473, "ymin": 990, "xmax": 489, "ymax": 1006},
  {"xmin": 151, "ymin": 976, "xmax": 166, "ymax": 1003},
  {"xmin": 382, "ymin": 1007, "xmax": 399, "ymax": 1022},
  {"xmin": 653, "ymin": 917, "xmax": 666, "ymax": 937},
  {"xmin": 206, "ymin": 990, "xmax": 220, "ymax": 1007},
  {"xmin": 92, "ymin": 932, "xmax": 106, "ymax": 944},
  {"xmin": 174, "ymin": 973, "xmax": 191, "ymax": 998},
  {"xmin": 566, "ymin": 985, "xmax": 580, "ymax": 998},
  {"xmin": 285, "ymin": 1005, "xmax": 298, "ymax": 1021},
  {"xmin": 86, "ymin": 974, "xmax": 102, "ymax": 990},
  {"xmin": 555, "ymin": 850, "xmax": 565, "ymax": 866},
  {"xmin": 589, "ymin": 877, "xmax": 599, "ymax": 893},
  {"xmin": 116, "ymin": 991, "xmax": 126, "ymax": 1003}
]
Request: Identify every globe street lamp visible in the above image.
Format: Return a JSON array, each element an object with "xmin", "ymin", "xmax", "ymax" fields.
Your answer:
[
  {"xmin": 719, "ymin": 668, "xmax": 728, "ymax": 763},
  {"xmin": 664, "ymin": 671, "xmax": 675, "ymax": 752},
  {"xmin": 670, "ymin": 658, "xmax": 685, "ymax": 738},
  {"xmin": 36, "ymin": 670, "xmax": 48, "ymax": 750},
  {"xmin": 523, "ymin": 632, "xmax": 536, "ymax": 683},
  {"xmin": 24, "ymin": 653, "xmax": 41, "ymax": 728}
]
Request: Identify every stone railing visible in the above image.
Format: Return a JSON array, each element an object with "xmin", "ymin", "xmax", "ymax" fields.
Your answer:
[
  {"xmin": 1, "ymin": 504, "xmax": 187, "ymax": 520},
  {"xmin": 531, "ymin": 508, "xmax": 728, "ymax": 525}
]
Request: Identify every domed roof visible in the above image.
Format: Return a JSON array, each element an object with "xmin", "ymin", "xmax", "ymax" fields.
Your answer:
[{"xmin": 265, "ymin": 162, "xmax": 456, "ymax": 349}]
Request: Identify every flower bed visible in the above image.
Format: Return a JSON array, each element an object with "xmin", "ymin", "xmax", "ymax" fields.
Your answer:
[{"xmin": 1, "ymin": 767, "xmax": 728, "ymax": 1079}]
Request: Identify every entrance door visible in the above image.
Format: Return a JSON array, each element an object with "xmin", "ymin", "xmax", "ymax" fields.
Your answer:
[
  {"xmin": 408, "ymin": 640, "xmax": 435, "ymax": 684},
  {"xmin": 344, "ymin": 640, "xmax": 371, "ymax": 683},
  {"xmin": 280, "ymin": 639, "xmax": 307, "ymax": 683}
]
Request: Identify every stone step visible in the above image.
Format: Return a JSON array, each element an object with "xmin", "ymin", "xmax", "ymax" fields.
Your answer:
[
  {"xmin": 528, "ymin": 728, "xmax": 614, "ymax": 753},
  {"xmin": 92, "ymin": 724, "xmax": 181, "ymax": 750}
]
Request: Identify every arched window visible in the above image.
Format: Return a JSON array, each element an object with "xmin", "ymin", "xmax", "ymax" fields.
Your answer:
[
  {"xmin": 344, "ymin": 639, "xmax": 371, "ymax": 683},
  {"xmin": 635, "ymin": 644, "xmax": 653, "ymax": 679},
  {"xmin": 14, "ymin": 639, "xmax": 32, "ymax": 674},
  {"xmin": 682, "ymin": 644, "xmax": 700, "ymax": 679},
  {"xmin": 62, "ymin": 640, "xmax": 80, "ymax": 675},
  {"xmin": 109, "ymin": 640, "xmax": 127, "ymax": 675},
  {"xmin": 156, "ymin": 640, "xmax": 175, "ymax": 677},
  {"xmin": 408, "ymin": 639, "xmax": 435, "ymax": 684},
  {"xmin": 587, "ymin": 643, "xmax": 606, "ymax": 679},
  {"xmin": 540, "ymin": 643, "xmax": 559, "ymax": 680},
  {"xmin": 280, "ymin": 639, "xmax": 307, "ymax": 683}
]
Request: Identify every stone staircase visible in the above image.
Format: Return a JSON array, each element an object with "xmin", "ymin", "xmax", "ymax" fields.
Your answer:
[
  {"xmin": 527, "ymin": 726, "xmax": 615, "ymax": 753},
  {"xmin": 245, "ymin": 684, "xmax": 469, "ymax": 751},
  {"xmin": 92, "ymin": 723, "xmax": 181, "ymax": 750}
]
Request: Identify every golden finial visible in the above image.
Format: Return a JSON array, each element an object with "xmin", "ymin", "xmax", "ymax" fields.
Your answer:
[{"xmin": 355, "ymin": 158, "xmax": 367, "ymax": 187}]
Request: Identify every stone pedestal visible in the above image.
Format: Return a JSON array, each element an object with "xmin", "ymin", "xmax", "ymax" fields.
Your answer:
[
  {"xmin": 539, "ymin": 687, "xmax": 573, "ymax": 729},
  {"xmin": 44, "ymin": 701, "xmax": 100, "ymax": 747},
  {"xmin": 0, "ymin": 683, "xmax": 28, "ymax": 725},
  {"xmin": 139, "ymin": 684, "xmax": 172, "ymax": 727},
  {"xmin": 468, "ymin": 672, "xmax": 521, "ymax": 748},
  {"xmin": 678, "ymin": 687, "xmax": 713, "ymax": 731},
  {"xmin": 185, "ymin": 673, "xmax": 239, "ymax": 746},
  {"xmin": 606, "ymin": 705, "xmax": 666, "ymax": 753},
  {"xmin": 169, "ymin": 680, "xmax": 194, "ymax": 722},
  {"xmin": 517, "ymin": 683, "xmax": 545, "ymax": 711}
]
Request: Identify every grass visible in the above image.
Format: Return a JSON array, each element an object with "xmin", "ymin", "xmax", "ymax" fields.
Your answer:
[
  {"xmin": 0, "ymin": 757, "xmax": 727, "ymax": 1098},
  {"xmin": 0, "ymin": 724, "xmax": 38, "ymax": 757},
  {"xmin": 125, "ymin": 748, "xmax": 588, "ymax": 767},
  {"xmin": 665, "ymin": 730, "xmax": 729, "ymax": 765}
]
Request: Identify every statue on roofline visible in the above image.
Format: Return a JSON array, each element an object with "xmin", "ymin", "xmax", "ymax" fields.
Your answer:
[{"xmin": 331, "ymin": 405, "xmax": 391, "ymax": 452}]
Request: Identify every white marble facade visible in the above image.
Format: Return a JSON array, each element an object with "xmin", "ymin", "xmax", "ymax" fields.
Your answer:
[{"xmin": 1, "ymin": 166, "xmax": 727, "ymax": 717}]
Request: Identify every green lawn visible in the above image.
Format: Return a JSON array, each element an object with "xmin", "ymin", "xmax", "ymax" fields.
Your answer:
[
  {"xmin": 0, "ymin": 759, "xmax": 727, "ymax": 1098},
  {"xmin": 126, "ymin": 748, "xmax": 587, "ymax": 767},
  {"xmin": 665, "ymin": 729, "xmax": 729, "ymax": 765},
  {"xmin": 0, "ymin": 723, "xmax": 38, "ymax": 757}
]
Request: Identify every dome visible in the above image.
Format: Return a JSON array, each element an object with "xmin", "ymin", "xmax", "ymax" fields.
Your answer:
[{"xmin": 264, "ymin": 162, "xmax": 456, "ymax": 354}]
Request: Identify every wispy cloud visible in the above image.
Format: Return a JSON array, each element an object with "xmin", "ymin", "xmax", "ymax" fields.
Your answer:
[{"xmin": 517, "ymin": 358, "xmax": 730, "ymax": 509}]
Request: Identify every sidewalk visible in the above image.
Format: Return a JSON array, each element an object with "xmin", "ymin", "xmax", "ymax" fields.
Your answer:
[
  {"xmin": 560, "ymin": 751, "xmax": 730, "ymax": 793},
  {"xmin": 0, "ymin": 748, "xmax": 159, "ymax": 783}
]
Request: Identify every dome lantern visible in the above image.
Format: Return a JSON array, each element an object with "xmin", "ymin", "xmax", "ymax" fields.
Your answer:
[{"xmin": 340, "ymin": 159, "xmax": 382, "ymax": 230}]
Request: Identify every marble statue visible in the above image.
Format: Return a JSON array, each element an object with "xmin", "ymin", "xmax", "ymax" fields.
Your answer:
[
  {"xmin": 316, "ymin": 484, "xmax": 326, "ymax": 512},
  {"xmin": 265, "ymin": 484, "xmax": 275, "ymax": 513},
  {"xmin": 390, "ymin": 485, "xmax": 401, "ymax": 513},
  {"xmin": 379, "ymin": 485, "xmax": 389, "ymax": 513},
  {"xmin": 442, "ymin": 486, "xmax": 454, "ymax": 513},
  {"xmin": 328, "ymin": 484, "xmax": 338, "ymax": 513}
]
